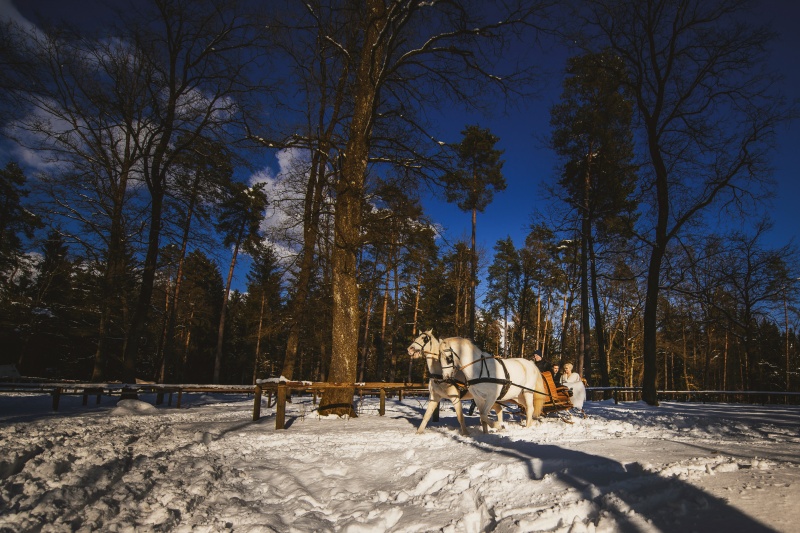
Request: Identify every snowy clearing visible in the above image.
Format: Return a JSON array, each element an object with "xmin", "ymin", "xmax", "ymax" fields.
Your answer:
[{"xmin": 1, "ymin": 392, "xmax": 798, "ymax": 532}]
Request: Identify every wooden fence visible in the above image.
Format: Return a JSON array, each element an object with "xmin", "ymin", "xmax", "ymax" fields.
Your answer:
[
  {"xmin": 0, "ymin": 381, "xmax": 429, "ymax": 429},
  {"xmin": 586, "ymin": 386, "xmax": 800, "ymax": 405},
  {"xmin": 2, "ymin": 381, "xmax": 799, "ymax": 430}
]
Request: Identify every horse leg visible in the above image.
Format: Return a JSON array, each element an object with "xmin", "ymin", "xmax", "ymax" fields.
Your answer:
[
  {"xmin": 416, "ymin": 398, "xmax": 440, "ymax": 434},
  {"xmin": 490, "ymin": 402, "xmax": 505, "ymax": 429},
  {"xmin": 472, "ymin": 398, "xmax": 491, "ymax": 434},
  {"xmin": 451, "ymin": 397, "xmax": 470, "ymax": 436},
  {"xmin": 522, "ymin": 392, "xmax": 534, "ymax": 427},
  {"xmin": 533, "ymin": 381, "xmax": 546, "ymax": 418}
]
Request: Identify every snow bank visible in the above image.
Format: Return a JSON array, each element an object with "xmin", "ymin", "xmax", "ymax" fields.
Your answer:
[{"xmin": 0, "ymin": 393, "xmax": 798, "ymax": 532}]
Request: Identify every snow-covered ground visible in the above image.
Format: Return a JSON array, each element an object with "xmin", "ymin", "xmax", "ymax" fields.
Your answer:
[{"xmin": 1, "ymin": 391, "xmax": 798, "ymax": 532}]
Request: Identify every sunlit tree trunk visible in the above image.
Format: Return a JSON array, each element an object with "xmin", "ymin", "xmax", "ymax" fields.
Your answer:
[{"xmin": 320, "ymin": 0, "xmax": 386, "ymax": 416}]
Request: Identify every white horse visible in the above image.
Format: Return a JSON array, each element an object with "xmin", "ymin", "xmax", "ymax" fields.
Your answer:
[
  {"xmin": 439, "ymin": 337, "xmax": 546, "ymax": 433},
  {"xmin": 407, "ymin": 330, "xmax": 504, "ymax": 435}
]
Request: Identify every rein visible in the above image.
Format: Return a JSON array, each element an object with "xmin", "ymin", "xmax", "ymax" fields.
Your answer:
[{"xmin": 443, "ymin": 344, "xmax": 550, "ymax": 398}]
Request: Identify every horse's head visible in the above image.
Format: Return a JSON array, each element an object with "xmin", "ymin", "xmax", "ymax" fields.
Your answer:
[
  {"xmin": 407, "ymin": 329, "xmax": 437, "ymax": 358},
  {"xmin": 439, "ymin": 338, "xmax": 457, "ymax": 379},
  {"xmin": 408, "ymin": 330, "xmax": 444, "ymax": 376}
]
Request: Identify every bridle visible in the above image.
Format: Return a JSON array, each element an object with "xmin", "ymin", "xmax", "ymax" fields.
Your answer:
[
  {"xmin": 411, "ymin": 332, "xmax": 440, "ymax": 358},
  {"xmin": 440, "ymin": 343, "xmax": 457, "ymax": 373}
]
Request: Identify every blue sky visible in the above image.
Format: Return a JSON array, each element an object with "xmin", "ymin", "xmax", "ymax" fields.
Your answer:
[
  {"xmin": 422, "ymin": 0, "xmax": 800, "ymax": 277},
  {"xmin": 3, "ymin": 0, "xmax": 798, "ymax": 296}
]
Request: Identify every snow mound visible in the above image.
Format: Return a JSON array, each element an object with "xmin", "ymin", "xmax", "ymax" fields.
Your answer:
[{"xmin": 111, "ymin": 399, "xmax": 159, "ymax": 415}]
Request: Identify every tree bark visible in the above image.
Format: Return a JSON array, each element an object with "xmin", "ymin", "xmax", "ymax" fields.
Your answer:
[
  {"xmin": 214, "ymin": 231, "xmax": 243, "ymax": 384},
  {"xmin": 589, "ymin": 234, "xmax": 609, "ymax": 391},
  {"xmin": 252, "ymin": 293, "xmax": 266, "ymax": 384},
  {"xmin": 281, "ymin": 150, "xmax": 328, "ymax": 380},
  {"xmin": 320, "ymin": 0, "xmax": 387, "ymax": 417},
  {"xmin": 470, "ymin": 204, "xmax": 477, "ymax": 339},
  {"xmin": 122, "ymin": 187, "xmax": 164, "ymax": 382}
]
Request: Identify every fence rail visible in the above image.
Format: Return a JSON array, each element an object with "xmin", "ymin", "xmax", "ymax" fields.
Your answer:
[
  {"xmin": 3, "ymin": 381, "xmax": 799, "ymax": 429},
  {"xmin": 0, "ymin": 380, "xmax": 430, "ymax": 428},
  {"xmin": 587, "ymin": 386, "xmax": 800, "ymax": 405}
]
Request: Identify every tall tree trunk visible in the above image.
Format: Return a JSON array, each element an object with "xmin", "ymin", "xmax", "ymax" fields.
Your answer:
[
  {"xmin": 723, "ymin": 328, "xmax": 729, "ymax": 390},
  {"xmin": 281, "ymin": 151, "xmax": 327, "ymax": 380},
  {"xmin": 589, "ymin": 234, "xmax": 609, "ymax": 391},
  {"xmin": 122, "ymin": 188, "xmax": 164, "ymax": 383},
  {"xmin": 252, "ymin": 293, "xmax": 266, "ymax": 384},
  {"xmin": 786, "ymin": 290, "xmax": 791, "ymax": 391},
  {"xmin": 180, "ymin": 308, "xmax": 194, "ymax": 381},
  {"xmin": 390, "ymin": 259, "xmax": 400, "ymax": 380},
  {"xmin": 282, "ymin": 12, "xmax": 352, "ymax": 382},
  {"xmin": 535, "ymin": 285, "xmax": 542, "ymax": 348},
  {"xmin": 408, "ymin": 268, "xmax": 422, "ymax": 382},
  {"xmin": 159, "ymin": 171, "xmax": 203, "ymax": 383},
  {"xmin": 214, "ymin": 235, "xmax": 242, "ymax": 384},
  {"xmin": 579, "ymin": 152, "xmax": 592, "ymax": 379},
  {"xmin": 359, "ymin": 288, "xmax": 375, "ymax": 382},
  {"xmin": 377, "ymin": 268, "xmax": 390, "ymax": 380},
  {"xmin": 641, "ymin": 124, "xmax": 670, "ymax": 406},
  {"xmin": 560, "ymin": 290, "xmax": 570, "ymax": 357},
  {"xmin": 156, "ymin": 274, "xmax": 172, "ymax": 382},
  {"xmin": 469, "ymin": 205, "xmax": 477, "ymax": 339},
  {"xmin": 320, "ymin": 0, "xmax": 387, "ymax": 417},
  {"xmin": 642, "ymin": 244, "xmax": 665, "ymax": 405},
  {"xmin": 91, "ymin": 168, "xmax": 130, "ymax": 382},
  {"xmin": 542, "ymin": 295, "xmax": 551, "ymax": 358}
]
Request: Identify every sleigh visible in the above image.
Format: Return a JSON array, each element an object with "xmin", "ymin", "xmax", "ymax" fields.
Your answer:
[
  {"xmin": 540, "ymin": 371, "xmax": 574, "ymax": 415},
  {"xmin": 482, "ymin": 369, "xmax": 577, "ymax": 424}
]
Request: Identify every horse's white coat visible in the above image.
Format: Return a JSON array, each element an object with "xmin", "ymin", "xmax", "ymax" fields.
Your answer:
[
  {"xmin": 440, "ymin": 337, "xmax": 545, "ymax": 433},
  {"xmin": 407, "ymin": 331, "xmax": 504, "ymax": 435}
]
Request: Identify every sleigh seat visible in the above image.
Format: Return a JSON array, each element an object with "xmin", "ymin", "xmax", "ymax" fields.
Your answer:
[{"xmin": 541, "ymin": 371, "xmax": 574, "ymax": 415}]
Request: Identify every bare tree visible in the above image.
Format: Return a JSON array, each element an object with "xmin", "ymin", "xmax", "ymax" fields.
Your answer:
[
  {"xmin": 577, "ymin": 0, "xmax": 789, "ymax": 404},
  {"xmin": 314, "ymin": 0, "xmax": 551, "ymax": 416},
  {"xmin": 2, "ymin": 0, "xmax": 267, "ymax": 381}
]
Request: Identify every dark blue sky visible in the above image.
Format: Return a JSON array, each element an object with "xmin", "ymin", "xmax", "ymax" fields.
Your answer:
[
  {"xmin": 425, "ymin": 0, "xmax": 799, "ymax": 277},
  {"xmin": 3, "ymin": 0, "xmax": 798, "ymax": 296}
]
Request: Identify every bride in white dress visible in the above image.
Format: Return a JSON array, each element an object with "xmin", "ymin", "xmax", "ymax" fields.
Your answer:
[{"xmin": 560, "ymin": 362, "xmax": 586, "ymax": 412}]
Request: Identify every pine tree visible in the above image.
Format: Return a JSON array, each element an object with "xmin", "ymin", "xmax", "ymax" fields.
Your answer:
[
  {"xmin": 0, "ymin": 162, "xmax": 41, "ymax": 284},
  {"xmin": 443, "ymin": 125, "xmax": 506, "ymax": 340},
  {"xmin": 213, "ymin": 182, "xmax": 268, "ymax": 383},
  {"xmin": 550, "ymin": 50, "xmax": 637, "ymax": 385},
  {"xmin": 485, "ymin": 237, "xmax": 521, "ymax": 357}
]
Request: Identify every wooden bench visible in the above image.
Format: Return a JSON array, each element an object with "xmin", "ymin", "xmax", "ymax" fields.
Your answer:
[{"xmin": 541, "ymin": 371, "xmax": 573, "ymax": 414}]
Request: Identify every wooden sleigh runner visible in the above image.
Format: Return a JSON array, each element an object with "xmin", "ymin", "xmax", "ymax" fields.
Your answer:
[{"xmin": 491, "ymin": 370, "xmax": 582, "ymax": 424}]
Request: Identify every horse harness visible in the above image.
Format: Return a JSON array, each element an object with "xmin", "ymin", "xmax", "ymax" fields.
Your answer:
[
  {"xmin": 440, "ymin": 343, "xmax": 557, "ymax": 400},
  {"xmin": 441, "ymin": 344, "xmax": 517, "ymax": 400}
]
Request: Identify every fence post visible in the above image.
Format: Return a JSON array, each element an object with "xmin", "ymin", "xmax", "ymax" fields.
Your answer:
[
  {"xmin": 379, "ymin": 389, "xmax": 386, "ymax": 416},
  {"xmin": 51, "ymin": 387, "xmax": 61, "ymax": 411},
  {"xmin": 253, "ymin": 384, "xmax": 262, "ymax": 421},
  {"xmin": 276, "ymin": 384, "xmax": 286, "ymax": 430},
  {"xmin": 176, "ymin": 390, "xmax": 183, "ymax": 408}
]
